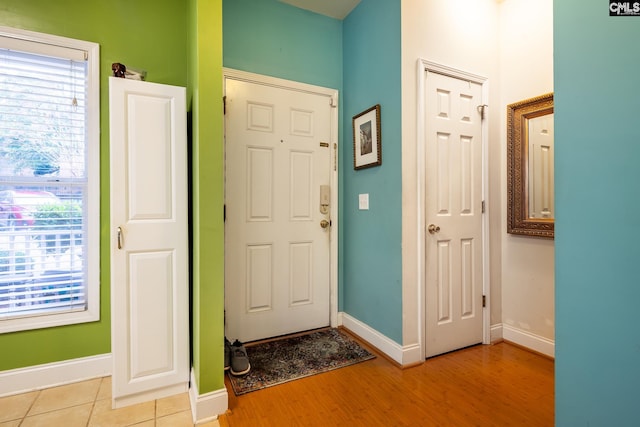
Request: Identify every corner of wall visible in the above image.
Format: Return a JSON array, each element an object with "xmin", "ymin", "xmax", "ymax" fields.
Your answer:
[
  {"xmin": 340, "ymin": 312, "xmax": 422, "ymax": 366},
  {"xmin": 189, "ymin": 369, "xmax": 228, "ymax": 424},
  {"xmin": 189, "ymin": 0, "xmax": 226, "ymax": 396}
]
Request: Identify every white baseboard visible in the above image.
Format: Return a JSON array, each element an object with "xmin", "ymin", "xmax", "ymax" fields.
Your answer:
[
  {"xmin": 401, "ymin": 342, "xmax": 423, "ymax": 366},
  {"xmin": 0, "ymin": 353, "xmax": 111, "ymax": 398},
  {"xmin": 113, "ymin": 382, "xmax": 188, "ymax": 409},
  {"xmin": 490, "ymin": 323, "xmax": 503, "ymax": 343},
  {"xmin": 189, "ymin": 369, "xmax": 228, "ymax": 424},
  {"xmin": 501, "ymin": 324, "xmax": 555, "ymax": 358},
  {"xmin": 339, "ymin": 312, "xmax": 422, "ymax": 366}
]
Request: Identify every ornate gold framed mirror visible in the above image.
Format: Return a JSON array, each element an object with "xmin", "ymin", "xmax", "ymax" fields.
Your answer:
[{"xmin": 507, "ymin": 93, "xmax": 554, "ymax": 238}]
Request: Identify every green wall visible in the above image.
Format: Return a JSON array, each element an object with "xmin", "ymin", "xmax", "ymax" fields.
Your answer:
[
  {"xmin": 0, "ymin": 0, "xmax": 188, "ymax": 370},
  {"xmin": 188, "ymin": 0, "xmax": 225, "ymax": 394},
  {"xmin": 555, "ymin": 1, "xmax": 640, "ymax": 424},
  {"xmin": 342, "ymin": 0, "xmax": 402, "ymax": 343}
]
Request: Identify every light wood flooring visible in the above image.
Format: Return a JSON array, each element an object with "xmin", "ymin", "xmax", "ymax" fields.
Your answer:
[
  {"xmin": 221, "ymin": 336, "xmax": 554, "ymax": 427},
  {"xmin": 0, "ymin": 336, "xmax": 553, "ymax": 426}
]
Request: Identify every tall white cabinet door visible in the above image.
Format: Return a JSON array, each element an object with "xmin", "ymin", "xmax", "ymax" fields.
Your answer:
[{"xmin": 109, "ymin": 77, "xmax": 189, "ymax": 408}]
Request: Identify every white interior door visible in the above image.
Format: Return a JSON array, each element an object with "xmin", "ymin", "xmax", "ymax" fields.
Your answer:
[
  {"xmin": 528, "ymin": 113, "xmax": 554, "ymax": 219},
  {"xmin": 225, "ymin": 77, "xmax": 333, "ymax": 343},
  {"xmin": 424, "ymin": 71, "xmax": 484, "ymax": 358},
  {"xmin": 109, "ymin": 77, "xmax": 189, "ymax": 408}
]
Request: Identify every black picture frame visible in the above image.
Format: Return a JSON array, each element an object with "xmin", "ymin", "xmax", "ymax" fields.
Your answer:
[{"xmin": 352, "ymin": 104, "xmax": 382, "ymax": 170}]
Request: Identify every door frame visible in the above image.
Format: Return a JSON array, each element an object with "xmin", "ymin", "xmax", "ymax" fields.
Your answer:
[
  {"xmin": 416, "ymin": 59, "xmax": 491, "ymax": 359},
  {"xmin": 222, "ymin": 68, "xmax": 340, "ymax": 331}
]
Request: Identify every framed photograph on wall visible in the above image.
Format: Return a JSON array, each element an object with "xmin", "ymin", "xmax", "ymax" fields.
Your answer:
[{"xmin": 352, "ymin": 104, "xmax": 382, "ymax": 170}]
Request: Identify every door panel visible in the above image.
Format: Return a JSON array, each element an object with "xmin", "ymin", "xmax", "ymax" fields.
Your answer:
[
  {"xmin": 225, "ymin": 79, "xmax": 332, "ymax": 343},
  {"xmin": 109, "ymin": 77, "xmax": 188, "ymax": 407},
  {"xmin": 528, "ymin": 114, "xmax": 554, "ymax": 218},
  {"xmin": 425, "ymin": 71, "xmax": 484, "ymax": 358},
  {"xmin": 128, "ymin": 251, "xmax": 174, "ymax": 378}
]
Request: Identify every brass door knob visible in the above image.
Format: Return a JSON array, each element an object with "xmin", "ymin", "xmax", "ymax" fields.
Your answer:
[
  {"xmin": 428, "ymin": 224, "xmax": 440, "ymax": 234},
  {"xmin": 320, "ymin": 219, "xmax": 330, "ymax": 229}
]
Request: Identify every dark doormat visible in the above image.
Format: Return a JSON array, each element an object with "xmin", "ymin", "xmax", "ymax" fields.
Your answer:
[{"xmin": 227, "ymin": 328, "xmax": 375, "ymax": 395}]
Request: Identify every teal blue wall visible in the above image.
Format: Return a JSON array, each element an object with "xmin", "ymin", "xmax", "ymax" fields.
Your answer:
[
  {"xmin": 223, "ymin": 0, "xmax": 403, "ymax": 344},
  {"xmin": 342, "ymin": 0, "xmax": 402, "ymax": 343},
  {"xmin": 223, "ymin": 0, "xmax": 344, "ymax": 311},
  {"xmin": 555, "ymin": 1, "xmax": 640, "ymax": 424},
  {"xmin": 223, "ymin": 0, "xmax": 347, "ymax": 320},
  {"xmin": 223, "ymin": 0, "xmax": 342, "ymax": 89}
]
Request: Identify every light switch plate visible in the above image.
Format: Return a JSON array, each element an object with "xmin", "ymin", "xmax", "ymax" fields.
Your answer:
[{"xmin": 359, "ymin": 193, "xmax": 369, "ymax": 210}]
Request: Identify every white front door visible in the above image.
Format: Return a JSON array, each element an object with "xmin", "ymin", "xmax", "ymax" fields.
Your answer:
[
  {"xmin": 424, "ymin": 71, "xmax": 484, "ymax": 358},
  {"xmin": 109, "ymin": 77, "xmax": 189, "ymax": 407},
  {"xmin": 224, "ymin": 76, "xmax": 334, "ymax": 343}
]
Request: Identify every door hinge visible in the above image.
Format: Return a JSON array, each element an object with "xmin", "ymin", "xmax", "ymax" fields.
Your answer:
[
  {"xmin": 482, "ymin": 200, "xmax": 485, "ymax": 213},
  {"xmin": 223, "ymin": 204, "xmax": 226, "ymax": 222},
  {"xmin": 482, "ymin": 295, "xmax": 486, "ymax": 308},
  {"xmin": 223, "ymin": 96, "xmax": 227, "ymax": 115},
  {"xmin": 477, "ymin": 104, "xmax": 488, "ymax": 120}
]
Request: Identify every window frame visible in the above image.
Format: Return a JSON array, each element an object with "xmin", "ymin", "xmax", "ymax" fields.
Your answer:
[{"xmin": 0, "ymin": 26, "xmax": 100, "ymax": 333}]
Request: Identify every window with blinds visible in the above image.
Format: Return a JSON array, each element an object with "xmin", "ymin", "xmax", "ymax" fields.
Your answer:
[{"xmin": 0, "ymin": 27, "xmax": 99, "ymax": 333}]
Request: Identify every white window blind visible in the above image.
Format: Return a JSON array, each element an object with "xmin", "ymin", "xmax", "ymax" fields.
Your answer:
[{"xmin": 0, "ymin": 27, "xmax": 99, "ymax": 331}]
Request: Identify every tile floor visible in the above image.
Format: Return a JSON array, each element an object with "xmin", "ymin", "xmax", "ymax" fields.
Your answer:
[{"xmin": 0, "ymin": 377, "xmax": 220, "ymax": 427}]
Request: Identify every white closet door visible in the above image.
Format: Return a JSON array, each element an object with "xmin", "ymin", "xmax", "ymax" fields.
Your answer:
[{"xmin": 109, "ymin": 77, "xmax": 189, "ymax": 408}]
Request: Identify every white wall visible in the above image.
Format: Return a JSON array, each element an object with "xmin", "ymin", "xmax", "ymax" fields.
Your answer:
[
  {"xmin": 499, "ymin": 0, "xmax": 555, "ymax": 350},
  {"xmin": 401, "ymin": 0, "xmax": 554, "ymax": 358},
  {"xmin": 400, "ymin": 0, "xmax": 501, "ymax": 355}
]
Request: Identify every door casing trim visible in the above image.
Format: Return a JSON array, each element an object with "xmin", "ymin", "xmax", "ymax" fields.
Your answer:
[
  {"xmin": 416, "ymin": 59, "xmax": 491, "ymax": 360},
  {"xmin": 222, "ymin": 68, "xmax": 340, "ymax": 331}
]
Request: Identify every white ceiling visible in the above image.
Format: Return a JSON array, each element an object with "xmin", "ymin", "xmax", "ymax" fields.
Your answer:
[{"xmin": 279, "ymin": 0, "xmax": 361, "ymax": 20}]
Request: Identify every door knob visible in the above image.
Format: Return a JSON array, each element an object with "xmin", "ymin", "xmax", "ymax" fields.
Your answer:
[
  {"xmin": 428, "ymin": 224, "xmax": 440, "ymax": 234},
  {"xmin": 320, "ymin": 219, "xmax": 330, "ymax": 229}
]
